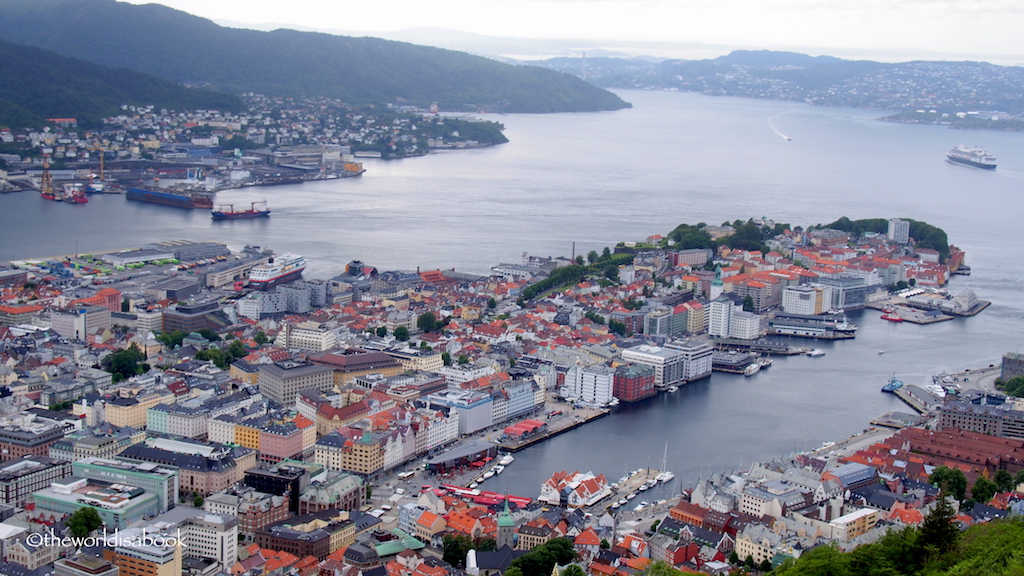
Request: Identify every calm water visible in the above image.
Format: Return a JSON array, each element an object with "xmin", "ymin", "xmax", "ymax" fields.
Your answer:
[{"xmin": 4, "ymin": 90, "xmax": 1024, "ymax": 496}]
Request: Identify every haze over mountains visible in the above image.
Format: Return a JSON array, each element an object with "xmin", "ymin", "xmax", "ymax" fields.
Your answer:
[{"xmin": 0, "ymin": 0, "xmax": 629, "ymax": 117}]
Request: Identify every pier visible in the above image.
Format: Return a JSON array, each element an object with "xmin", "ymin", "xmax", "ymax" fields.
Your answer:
[
  {"xmin": 497, "ymin": 409, "xmax": 609, "ymax": 452},
  {"xmin": 713, "ymin": 338, "xmax": 809, "ymax": 355},
  {"xmin": 893, "ymin": 385, "xmax": 944, "ymax": 414}
]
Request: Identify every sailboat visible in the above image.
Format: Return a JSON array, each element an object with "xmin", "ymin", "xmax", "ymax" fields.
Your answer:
[{"xmin": 655, "ymin": 443, "xmax": 675, "ymax": 483}]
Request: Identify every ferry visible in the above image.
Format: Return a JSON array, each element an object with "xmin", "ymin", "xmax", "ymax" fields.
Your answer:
[
  {"xmin": 947, "ymin": 145, "xmax": 996, "ymax": 170},
  {"xmin": 248, "ymin": 253, "xmax": 306, "ymax": 289}
]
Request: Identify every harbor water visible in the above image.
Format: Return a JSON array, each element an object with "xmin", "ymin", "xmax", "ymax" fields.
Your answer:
[{"xmin": 3, "ymin": 89, "xmax": 1024, "ymax": 496}]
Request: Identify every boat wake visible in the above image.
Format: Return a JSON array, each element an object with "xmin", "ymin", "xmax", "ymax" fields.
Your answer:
[{"xmin": 768, "ymin": 116, "xmax": 791, "ymax": 141}]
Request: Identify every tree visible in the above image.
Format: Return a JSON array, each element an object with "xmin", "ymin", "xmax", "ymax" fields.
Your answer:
[
  {"xmin": 562, "ymin": 566, "xmax": 585, "ymax": 576},
  {"xmin": 1015, "ymin": 469, "xmax": 1024, "ymax": 488},
  {"xmin": 728, "ymin": 551, "xmax": 740, "ymax": 565},
  {"xmin": 994, "ymin": 469, "xmax": 1015, "ymax": 493},
  {"xmin": 575, "ymin": 255, "xmax": 584, "ymax": 265},
  {"xmin": 195, "ymin": 348, "xmax": 230, "ymax": 369},
  {"xmin": 418, "ymin": 312, "xmax": 443, "ymax": 333},
  {"xmin": 157, "ymin": 330, "xmax": 186, "ymax": 348},
  {"xmin": 758, "ymin": 559, "xmax": 773, "ymax": 573},
  {"xmin": 443, "ymin": 534, "xmax": 474, "ymax": 568},
  {"xmin": 228, "ymin": 339, "xmax": 247, "ymax": 360},
  {"xmin": 66, "ymin": 506, "xmax": 102, "ymax": 538},
  {"xmin": 488, "ymin": 297, "xmax": 497, "ymax": 309},
  {"xmin": 476, "ymin": 538, "xmax": 497, "ymax": 552},
  {"xmin": 600, "ymin": 539, "xmax": 610, "ymax": 550},
  {"xmin": 587, "ymin": 250, "xmax": 599, "ymax": 264},
  {"xmin": 101, "ymin": 344, "xmax": 147, "ymax": 382},
  {"xmin": 930, "ymin": 466, "xmax": 968, "ymax": 501},
  {"xmin": 604, "ymin": 264, "xmax": 619, "ymax": 279},
  {"xmin": 197, "ymin": 328, "xmax": 221, "ymax": 341},
  {"xmin": 442, "ymin": 352, "xmax": 452, "ymax": 366},
  {"xmin": 193, "ymin": 495, "xmax": 204, "ymax": 507},
  {"xmin": 650, "ymin": 519, "xmax": 661, "ymax": 532},
  {"xmin": 918, "ymin": 495, "xmax": 959, "ymax": 558},
  {"xmin": 457, "ymin": 354, "xmax": 469, "ymax": 365},
  {"xmin": 601, "ymin": 247, "xmax": 611, "ymax": 260},
  {"xmin": 254, "ymin": 330, "xmax": 269, "ymax": 345},
  {"xmin": 376, "ymin": 326, "xmax": 388, "ymax": 337},
  {"xmin": 608, "ymin": 319, "xmax": 627, "ymax": 336},
  {"xmin": 971, "ymin": 476, "xmax": 997, "ymax": 503},
  {"xmin": 742, "ymin": 295, "xmax": 755, "ymax": 312},
  {"xmin": 745, "ymin": 555, "xmax": 756, "ymax": 570},
  {"xmin": 394, "ymin": 326, "xmax": 410, "ymax": 341},
  {"xmin": 634, "ymin": 562, "xmax": 682, "ymax": 576}
]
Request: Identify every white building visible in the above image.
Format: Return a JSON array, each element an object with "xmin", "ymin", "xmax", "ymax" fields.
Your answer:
[
  {"xmin": 887, "ymin": 218, "xmax": 910, "ymax": 244},
  {"xmin": 664, "ymin": 339, "xmax": 714, "ymax": 382},
  {"xmin": 708, "ymin": 297, "xmax": 734, "ymax": 337},
  {"xmin": 729, "ymin": 311, "xmax": 762, "ymax": 340},
  {"xmin": 180, "ymin": 514, "xmax": 239, "ymax": 572},
  {"xmin": 279, "ymin": 321, "xmax": 337, "ymax": 352},
  {"xmin": 782, "ymin": 285, "xmax": 827, "ymax": 315},
  {"xmin": 620, "ymin": 345, "xmax": 687, "ymax": 388},
  {"xmin": 563, "ymin": 365, "xmax": 615, "ymax": 405}
]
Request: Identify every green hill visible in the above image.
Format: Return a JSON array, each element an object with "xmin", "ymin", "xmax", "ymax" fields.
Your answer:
[
  {"xmin": 0, "ymin": 0, "xmax": 629, "ymax": 113},
  {"xmin": 0, "ymin": 39, "xmax": 243, "ymax": 129}
]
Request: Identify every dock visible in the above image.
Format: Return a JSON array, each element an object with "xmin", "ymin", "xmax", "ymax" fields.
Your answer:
[
  {"xmin": 597, "ymin": 469, "xmax": 667, "ymax": 514},
  {"xmin": 893, "ymin": 385, "xmax": 944, "ymax": 414},
  {"xmin": 870, "ymin": 411, "xmax": 930, "ymax": 429},
  {"xmin": 497, "ymin": 409, "xmax": 609, "ymax": 452},
  {"xmin": 713, "ymin": 338, "xmax": 809, "ymax": 356}
]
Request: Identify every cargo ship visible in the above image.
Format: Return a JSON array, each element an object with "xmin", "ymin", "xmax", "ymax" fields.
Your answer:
[
  {"xmin": 947, "ymin": 145, "xmax": 996, "ymax": 170},
  {"xmin": 127, "ymin": 187, "xmax": 214, "ymax": 209},
  {"xmin": 212, "ymin": 201, "xmax": 271, "ymax": 220},
  {"xmin": 248, "ymin": 253, "xmax": 306, "ymax": 289}
]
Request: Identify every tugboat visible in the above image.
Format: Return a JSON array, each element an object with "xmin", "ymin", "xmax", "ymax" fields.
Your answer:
[
  {"xmin": 881, "ymin": 374, "xmax": 905, "ymax": 393},
  {"xmin": 881, "ymin": 313, "xmax": 903, "ymax": 322}
]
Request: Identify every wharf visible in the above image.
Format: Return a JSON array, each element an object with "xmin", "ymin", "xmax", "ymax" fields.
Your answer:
[
  {"xmin": 893, "ymin": 385, "xmax": 944, "ymax": 414},
  {"xmin": 497, "ymin": 409, "xmax": 609, "ymax": 453},
  {"xmin": 870, "ymin": 411, "xmax": 931, "ymax": 429},
  {"xmin": 713, "ymin": 338, "xmax": 809, "ymax": 356},
  {"xmin": 597, "ymin": 468, "xmax": 665, "ymax": 513}
]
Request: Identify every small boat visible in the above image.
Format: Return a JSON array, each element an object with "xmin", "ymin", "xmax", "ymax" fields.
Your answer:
[
  {"xmin": 498, "ymin": 455, "xmax": 514, "ymax": 466},
  {"xmin": 744, "ymin": 363, "xmax": 761, "ymax": 376},
  {"xmin": 626, "ymin": 493, "xmax": 637, "ymax": 500},
  {"xmin": 667, "ymin": 386, "xmax": 678, "ymax": 393},
  {"xmin": 469, "ymin": 482, "xmax": 478, "ymax": 489},
  {"xmin": 656, "ymin": 471, "xmax": 675, "ymax": 483},
  {"xmin": 611, "ymin": 502, "xmax": 621, "ymax": 509},
  {"xmin": 807, "ymin": 349, "xmax": 825, "ymax": 357},
  {"xmin": 493, "ymin": 465, "xmax": 504, "ymax": 474},
  {"xmin": 878, "ymin": 350, "xmax": 884, "ymax": 355},
  {"xmin": 483, "ymin": 470, "xmax": 495, "ymax": 479},
  {"xmin": 759, "ymin": 358, "xmax": 772, "ymax": 369},
  {"xmin": 616, "ymin": 498, "xmax": 628, "ymax": 506}
]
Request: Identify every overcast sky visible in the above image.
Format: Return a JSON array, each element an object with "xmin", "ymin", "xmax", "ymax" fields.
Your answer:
[{"xmin": 126, "ymin": 0, "xmax": 1024, "ymax": 63}]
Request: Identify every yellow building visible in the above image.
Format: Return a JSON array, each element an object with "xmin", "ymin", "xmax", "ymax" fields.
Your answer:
[
  {"xmin": 384, "ymin": 349, "xmax": 444, "ymax": 373},
  {"xmin": 234, "ymin": 421, "xmax": 261, "ymax": 450},
  {"xmin": 105, "ymin": 390, "xmax": 174, "ymax": 429},
  {"xmin": 230, "ymin": 361, "xmax": 260, "ymax": 385},
  {"xmin": 341, "ymin": 432, "xmax": 384, "ymax": 476}
]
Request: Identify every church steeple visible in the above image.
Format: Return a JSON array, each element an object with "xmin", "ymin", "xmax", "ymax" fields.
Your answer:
[{"xmin": 496, "ymin": 495, "xmax": 515, "ymax": 549}]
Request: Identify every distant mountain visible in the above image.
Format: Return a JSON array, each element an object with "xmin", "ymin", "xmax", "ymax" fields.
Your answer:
[
  {"xmin": 0, "ymin": 39, "xmax": 243, "ymax": 129},
  {"xmin": 0, "ymin": 0, "xmax": 629, "ymax": 113},
  {"xmin": 712, "ymin": 50, "xmax": 845, "ymax": 68},
  {"xmin": 535, "ymin": 50, "xmax": 1024, "ymax": 116}
]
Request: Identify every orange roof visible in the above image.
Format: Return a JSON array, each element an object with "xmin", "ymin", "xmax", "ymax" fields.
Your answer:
[
  {"xmin": 890, "ymin": 508, "xmax": 924, "ymax": 524},
  {"xmin": 575, "ymin": 527, "xmax": 601, "ymax": 546},
  {"xmin": 417, "ymin": 510, "xmax": 441, "ymax": 527}
]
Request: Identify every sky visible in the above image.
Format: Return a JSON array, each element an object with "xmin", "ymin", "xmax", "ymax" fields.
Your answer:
[{"xmin": 125, "ymin": 0, "xmax": 1024, "ymax": 63}]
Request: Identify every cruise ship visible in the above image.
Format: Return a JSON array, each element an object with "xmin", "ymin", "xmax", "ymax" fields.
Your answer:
[
  {"xmin": 947, "ymin": 145, "xmax": 997, "ymax": 170},
  {"xmin": 248, "ymin": 253, "xmax": 306, "ymax": 289}
]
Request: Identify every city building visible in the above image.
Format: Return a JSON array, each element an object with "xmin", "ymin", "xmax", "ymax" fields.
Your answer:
[
  {"xmin": 258, "ymin": 361, "xmax": 334, "ymax": 405},
  {"xmin": 73, "ymin": 457, "xmax": 179, "ymax": 513},
  {"xmin": 613, "ymin": 363, "xmax": 656, "ymax": 402},
  {"xmin": 103, "ymin": 527, "xmax": 182, "ymax": 576},
  {"xmin": 620, "ymin": 345, "xmax": 687, "ymax": 388},
  {"xmin": 0, "ymin": 455, "xmax": 72, "ymax": 507},
  {"xmin": 887, "ymin": 218, "xmax": 910, "ymax": 244}
]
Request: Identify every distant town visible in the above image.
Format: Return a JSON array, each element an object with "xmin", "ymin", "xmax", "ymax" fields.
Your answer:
[
  {"xmin": 0, "ymin": 217, "xmax": 1021, "ymax": 576},
  {"xmin": 0, "ymin": 94, "xmax": 508, "ymax": 195}
]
